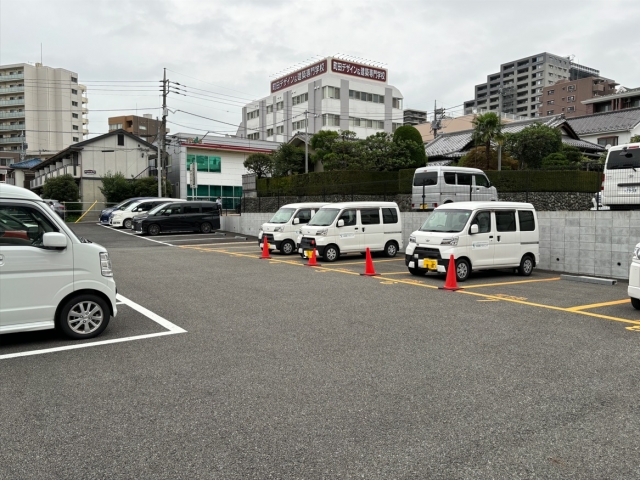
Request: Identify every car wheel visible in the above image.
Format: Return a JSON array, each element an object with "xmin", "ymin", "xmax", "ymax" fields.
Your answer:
[
  {"xmin": 200, "ymin": 222, "xmax": 212, "ymax": 233},
  {"xmin": 280, "ymin": 240, "xmax": 295, "ymax": 255},
  {"xmin": 408, "ymin": 268, "xmax": 426, "ymax": 276},
  {"xmin": 518, "ymin": 255, "xmax": 534, "ymax": 276},
  {"xmin": 323, "ymin": 245, "xmax": 339, "ymax": 262},
  {"xmin": 632, "ymin": 297, "xmax": 640, "ymax": 310},
  {"xmin": 455, "ymin": 258, "xmax": 471, "ymax": 282},
  {"xmin": 384, "ymin": 241, "xmax": 398, "ymax": 258},
  {"xmin": 58, "ymin": 294, "xmax": 110, "ymax": 339},
  {"xmin": 123, "ymin": 218, "xmax": 133, "ymax": 229},
  {"xmin": 148, "ymin": 224, "xmax": 160, "ymax": 236}
]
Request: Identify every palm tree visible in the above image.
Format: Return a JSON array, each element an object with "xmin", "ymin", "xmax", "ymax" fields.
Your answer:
[{"xmin": 471, "ymin": 112, "xmax": 504, "ymax": 167}]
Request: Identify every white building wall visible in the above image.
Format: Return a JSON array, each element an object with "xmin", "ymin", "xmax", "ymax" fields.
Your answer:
[{"xmin": 578, "ymin": 124, "xmax": 640, "ymax": 147}]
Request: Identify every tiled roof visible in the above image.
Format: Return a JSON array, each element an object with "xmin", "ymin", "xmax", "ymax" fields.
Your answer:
[
  {"xmin": 562, "ymin": 137, "xmax": 604, "ymax": 151},
  {"xmin": 567, "ymin": 107, "xmax": 640, "ymax": 135},
  {"xmin": 10, "ymin": 158, "xmax": 42, "ymax": 169}
]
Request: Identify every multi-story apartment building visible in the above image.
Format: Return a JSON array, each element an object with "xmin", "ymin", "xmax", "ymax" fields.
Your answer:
[
  {"xmin": 238, "ymin": 56, "xmax": 404, "ymax": 142},
  {"xmin": 0, "ymin": 63, "xmax": 88, "ymax": 160},
  {"xmin": 463, "ymin": 53, "xmax": 599, "ymax": 118},
  {"xmin": 108, "ymin": 114, "xmax": 163, "ymax": 143},
  {"xmin": 403, "ymin": 109, "xmax": 428, "ymax": 126},
  {"xmin": 580, "ymin": 86, "xmax": 640, "ymax": 115},
  {"xmin": 539, "ymin": 76, "xmax": 618, "ymax": 118}
]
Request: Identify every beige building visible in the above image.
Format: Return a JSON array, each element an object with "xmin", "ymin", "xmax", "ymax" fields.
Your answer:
[
  {"xmin": 108, "ymin": 114, "xmax": 163, "ymax": 143},
  {"xmin": 0, "ymin": 62, "xmax": 88, "ymax": 160},
  {"xmin": 415, "ymin": 113, "xmax": 523, "ymax": 143}
]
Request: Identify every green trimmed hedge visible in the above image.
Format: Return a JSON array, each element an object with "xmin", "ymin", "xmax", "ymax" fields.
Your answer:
[{"xmin": 486, "ymin": 170, "xmax": 601, "ymax": 193}]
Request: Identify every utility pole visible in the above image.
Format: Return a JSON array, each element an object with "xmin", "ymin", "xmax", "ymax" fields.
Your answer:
[
  {"xmin": 431, "ymin": 101, "xmax": 444, "ymax": 139},
  {"xmin": 304, "ymin": 110, "xmax": 309, "ymax": 174},
  {"xmin": 158, "ymin": 68, "xmax": 168, "ymax": 197}
]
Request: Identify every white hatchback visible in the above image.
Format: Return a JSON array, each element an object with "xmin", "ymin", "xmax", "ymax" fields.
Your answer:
[{"xmin": 630, "ymin": 242, "xmax": 640, "ymax": 310}]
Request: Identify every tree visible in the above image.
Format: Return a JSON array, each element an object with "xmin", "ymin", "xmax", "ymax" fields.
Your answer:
[
  {"xmin": 317, "ymin": 130, "xmax": 360, "ymax": 171},
  {"xmin": 561, "ymin": 144, "xmax": 583, "ymax": 164},
  {"xmin": 504, "ymin": 123, "xmax": 562, "ymax": 169},
  {"xmin": 243, "ymin": 153, "xmax": 274, "ymax": 179},
  {"xmin": 310, "ymin": 130, "xmax": 339, "ymax": 167},
  {"xmin": 393, "ymin": 125, "xmax": 427, "ymax": 167},
  {"xmin": 459, "ymin": 147, "xmax": 518, "ymax": 170},
  {"xmin": 541, "ymin": 152, "xmax": 575, "ymax": 169},
  {"xmin": 100, "ymin": 171, "xmax": 133, "ymax": 203},
  {"xmin": 43, "ymin": 174, "xmax": 80, "ymax": 203},
  {"xmin": 471, "ymin": 112, "xmax": 504, "ymax": 165},
  {"xmin": 360, "ymin": 132, "xmax": 415, "ymax": 171},
  {"xmin": 272, "ymin": 143, "xmax": 306, "ymax": 176},
  {"xmin": 631, "ymin": 134, "xmax": 640, "ymax": 143},
  {"xmin": 132, "ymin": 176, "xmax": 172, "ymax": 197}
]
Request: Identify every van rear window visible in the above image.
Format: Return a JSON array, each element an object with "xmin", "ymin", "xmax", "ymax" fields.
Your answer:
[
  {"xmin": 606, "ymin": 148, "xmax": 640, "ymax": 169},
  {"xmin": 382, "ymin": 208, "xmax": 398, "ymax": 224},
  {"xmin": 518, "ymin": 210, "xmax": 535, "ymax": 231},
  {"xmin": 413, "ymin": 171, "xmax": 437, "ymax": 186}
]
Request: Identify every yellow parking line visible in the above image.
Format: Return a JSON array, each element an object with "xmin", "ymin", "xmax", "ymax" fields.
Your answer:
[
  {"xmin": 566, "ymin": 299, "xmax": 630, "ymax": 311},
  {"xmin": 380, "ymin": 272, "xmax": 414, "ymax": 275},
  {"xmin": 462, "ymin": 277, "xmax": 561, "ymax": 289},
  {"xmin": 321, "ymin": 258, "xmax": 404, "ymax": 266}
]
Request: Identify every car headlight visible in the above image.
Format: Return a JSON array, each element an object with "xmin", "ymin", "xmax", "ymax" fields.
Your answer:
[
  {"xmin": 316, "ymin": 228, "xmax": 328, "ymax": 236},
  {"xmin": 99, "ymin": 252, "xmax": 113, "ymax": 277},
  {"xmin": 409, "ymin": 235, "xmax": 416, "ymax": 243},
  {"xmin": 441, "ymin": 236, "xmax": 459, "ymax": 246},
  {"xmin": 273, "ymin": 226, "xmax": 284, "ymax": 232},
  {"xmin": 633, "ymin": 246, "xmax": 640, "ymax": 260}
]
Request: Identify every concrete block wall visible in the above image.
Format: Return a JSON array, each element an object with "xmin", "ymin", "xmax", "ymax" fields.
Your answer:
[{"xmin": 221, "ymin": 211, "xmax": 640, "ymax": 280}]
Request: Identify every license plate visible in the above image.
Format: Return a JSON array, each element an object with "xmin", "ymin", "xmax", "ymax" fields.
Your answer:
[
  {"xmin": 419, "ymin": 204, "xmax": 430, "ymax": 210},
  {"xmin": 624, "ymin": 187, "xmax": 638, "ymax": 193},
  {"xmin": 423, "ymin": 259, "xmax": 437, "ymax": 270}
]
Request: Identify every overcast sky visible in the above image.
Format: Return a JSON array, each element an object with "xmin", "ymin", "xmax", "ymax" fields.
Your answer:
[{"xmin": 1, "ymin": 0, "xmax": 639, "ymax": 139}]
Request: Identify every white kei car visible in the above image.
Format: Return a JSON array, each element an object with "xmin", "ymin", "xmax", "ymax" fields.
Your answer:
[{"xmin": 630, "ymin": 242, "xmax": 640, "ymax": 310}]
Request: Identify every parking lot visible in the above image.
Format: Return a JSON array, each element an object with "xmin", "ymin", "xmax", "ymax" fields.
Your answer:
[{"xmin": 2, "ymin": 222, "xmax": 640, "ymax": 479}]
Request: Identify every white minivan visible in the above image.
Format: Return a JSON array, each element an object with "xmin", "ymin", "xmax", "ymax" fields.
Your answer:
[
  {"xmin": 629, "ymin": 242, "xmax": 640, "ymax": 310},
  {"xmin": 298, "ymin": 202, "xmax": 403, "ymax": 262},
  {"xmin": 405, "ymin": 201, "xmax": 539, "ymax": 281},
  {"xmin": 412, "ymin": 166, "xmax": 498, "ymax": 210},
  {"xmin": 602, "ymin": 142, "xmax": 640, "ymax": 210},
  {"xmin": 258, "ymin": 202, "xmax": 328, "ymax": 255},
  {"xmin": 110, "ymin": 198, "xmax": 185, "ymax": 229},
  {"xmin": 0, "ymin": 184, "xmax": 117, "ymax": 339}
]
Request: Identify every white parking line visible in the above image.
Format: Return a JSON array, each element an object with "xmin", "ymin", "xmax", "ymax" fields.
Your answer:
[
  {"xmin": 100, "ymin": 225, "xmax": 174, "ymax": 246},
  {"xmin": 167, "ymin": 237, "xmax": 234, "ymax": 243},
  {"xmin": 0, "ymin": 294, "xmax": 186, "ymax": 360}
]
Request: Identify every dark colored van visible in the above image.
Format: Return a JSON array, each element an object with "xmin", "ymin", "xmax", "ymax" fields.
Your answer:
[{"xmin": 132, "ymin": 201, "xmax": 221, "ymax": 236}]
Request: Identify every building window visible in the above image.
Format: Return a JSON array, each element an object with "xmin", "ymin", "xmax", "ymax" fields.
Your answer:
[
  {"xmin": 567, "ymin": 96, "xmax": 575, "ymax": 102},
  {"xmin": 348, "ymin": 117, "xmax": 384, "ymax": 129},
  {"xmin": 266, "ymin": 105, "xmax": 273, "ymax": 114},
  {"xmin": 117, "ymin": 134, "xmax": 125, "ymax": 146},
  {"xmin": 276, "ymin": 125, "xmax": 284, "ymax": 135},
  {"xmin": 267, "ymin": 128, "xmax": 274, "ymax": 137},
  {"xmin": 547, "ymin": 100, "xmax": 554, "ymax": 105},
  {"xmin": 72, "ymin": 113, "xmax": 79, "ymax": 118},
  {"xmin": 247, "ymin": 132, "xmax": 260, "ymax": 140},
  {"xmin": 322, "ymin": 86, "xmax": 340, "ymax": 99},
  {"xmin": 567, "ymin": 106, "xmax": 575, "ymax": 112},
  {"xmin": 548, "ymin": 90, "xmax": 554, "ymax": 95},
  {"xmin": 109, "ymin": 123, "xmax": 122, "ymax": 131},
  {"xmin": 186, "ymin": 154, "xmax": 222, "ymax": 173},
  {"xmin": 392, "ymin": 98, "xmax": 402, "ymax": 109},
  {"xmin": 568, "ymin": 85, "xmax": 576, "ymax": 91},
  {"xmin": 139, "ymin": 125, "xmax": 147, "ymax": 131},
  {"xmin": 72, "ymin": 101, "xmax": 78, "ymax": 107},
  {"xmin": 597, "ymin": 136, "xmax": 618, "ymax": 146},
  {"xmin": 71, "ymin": 76, "xmax": 78, "ymax": 83},
  {"xmin": 71, "ymin": 89, "xmax": 78, "ymax": 95},
  {"xmin": 246, "ymin": 109, "xmax": 259, "ymax": 120},
  {"xmin": 72, "ymin": 125, "xmax": 79, "ymax": 131},
  {"xmin": 292, "ymin": 118, "xmax": 308, "ymax": 130},
  {"xmin": 0, "ymin": 158, "xmax": 15, "ymax": 166},
  {"xmin": 72, "ymin": 137, "xmax": 79, "ymax": 142},
  {"xmin": 292, "ymin": 92, "xmax": 308, "ymax": 106},
  {"xmin": 348, "ymin": 89, "xmax": 384, "ymax": 104},
  {"xmin": 546, "ymin": 110, "xmax": 554, "ymax": 115},
  {"xmin": 322, "ymin": 114, "xmax": 340, "ymax": 127}
]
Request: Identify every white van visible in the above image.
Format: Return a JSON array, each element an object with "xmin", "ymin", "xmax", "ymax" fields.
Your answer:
[
  {"xmin": 298, "ymin": 201, "xmax": 403, "ymax": 262},
  {"xmin": 258, "ymin": 202, "xmax": 328, "ymax": 255},
  {"xmin": 602, "ymin": 142, "xmax": 640, "ymax": 210},
  {"xmin": 405, "ymin": 201, "xmax": 539, "ymax": 281},
  {"xmin": 629, "ymin": 242, "xmax": 640, "ymax": 310},
  {"xmin": 110, "ymin": 198, "xmax": 186, "ymax": 229},
  {"xmin": 0, "ymin": 184, "xmax": 117, "ymax": 339},
  {"xmin": 412, "ymin": 166, "xmax": 498, "ymax": 210}
]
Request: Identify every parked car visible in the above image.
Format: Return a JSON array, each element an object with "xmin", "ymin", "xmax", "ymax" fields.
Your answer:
[
  {"xmin": 630, "ymin": 242, "xmax": 640, "ymax": 310},
  {"xmin": 99, "ymin": 197, "xmax": 157, "ymax": 225},
  {"xmin": 602, "ymin": 142, "xmax": 640, "ymax": 210},
  {"xmin": 132, "ymin": 201, "xmax": 221, "ymax": 236},
  {"xmin": 110, "ymin": 199, "xmax": 185, "ymax": 229},
  {"xmin": 405, "ymin": 201, "xmax": 539, "ymax": 282},
  {"xmin": 258, "ymin": 202, "xmax": 329, "ymax": 255},
  {"xmin": 0, "ymin": 183, "xmax": 117, "ymax": 339},
  {"xmin": 42, "ymin": 198, "xmax": 65, "ymax": 217}
]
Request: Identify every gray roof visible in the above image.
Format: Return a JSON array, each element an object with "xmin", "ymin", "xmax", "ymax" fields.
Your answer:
[
  {"xmin": 10, "ymin": 158, "xmax": 42, "ymax": 169},
  {"xmin": 567, "ymin": 107, "xmax": 640, "ymax": 135}
]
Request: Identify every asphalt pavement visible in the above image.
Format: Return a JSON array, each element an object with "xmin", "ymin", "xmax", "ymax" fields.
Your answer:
[{"xmin": 1, "ymin": 223, "xmax": 640, "ymax": 479}]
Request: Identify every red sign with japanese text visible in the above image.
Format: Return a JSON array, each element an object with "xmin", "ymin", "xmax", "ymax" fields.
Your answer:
[
  {"xmin": 270, "ymin": 60, "xmax": 328, "ymax": 93},
  {"xmin": 331, "ymin": 59, "xmax": 387, "ymax": 82}
]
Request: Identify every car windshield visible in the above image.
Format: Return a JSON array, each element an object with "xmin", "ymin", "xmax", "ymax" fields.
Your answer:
[
  {"xmin": 606, "ymin": 148, "xmax": 640, "ymax": 170},
  {"xmin": 308, "ymin": 209, "xmax": 340, "ymax": 226},
  {"xmin": 269, "ymin": 208, "xmax": 295, "ymax": 224},
  {"xmin": 148, "ymin": 203, "xmax": 173, "ymax": 215},
  {"xmin": 123, "ymin": 202, "xmax": 143, "ymax": 212},
  {"xmin": 420, "ymin": 210, "xmax": 471, "ymax": 233}
]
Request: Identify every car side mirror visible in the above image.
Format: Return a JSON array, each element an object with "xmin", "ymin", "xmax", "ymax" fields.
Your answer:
[
  {"xmin": 470, "ymin": 224, "xmax": 479, "ymax": 235},
  {"xmin": 293, "ymin": 218, "xmax": 300, "ymax": 225},
  {"xmin": 337, "ymin": 219, "xmax": 345, "ymax": 227},
  {"xmin": 43, "ymin": 232, "xmax": 67, "ymax": 249}
]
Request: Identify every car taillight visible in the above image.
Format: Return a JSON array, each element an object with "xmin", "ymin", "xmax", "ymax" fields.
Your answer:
[{"xmin": 60, "ymin": 205, "xmax": 65, "ymax": 209}]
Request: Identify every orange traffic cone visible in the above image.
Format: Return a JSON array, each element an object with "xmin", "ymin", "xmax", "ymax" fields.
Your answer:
[
  {"xmin": 360, "ymin": 247, "xmax": 379, "ymax": 276},
  {"xmin": 439, "ymin": 254, "xmax": 460, "ymax": 291},
  {"xmin": 305, "ymin": 248, "xmax": 321, "ymax": 267},
  {"xmin": 259, "ymin": 238, "xmax": 271, "ymax": 259}
]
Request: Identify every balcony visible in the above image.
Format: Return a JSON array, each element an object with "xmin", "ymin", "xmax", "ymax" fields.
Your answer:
[
  {"xmin": 0, "ymin": 111, "xmax": 25, "ymax": 119},
  {"xmin": 593, "ymin": 84, "xmax": 605, "ymax": 93},
  {"xmin": 0, "ymin": 86, "xmax": 24, "ymax": 95},
  {"xmin": 0, "ymin": 73, "xmax": 24, "ymax": 82},
  {"xmin": 31, "ymin": 164, "xmax": 81, "ymax": 189},
  {"xmin": 0, "ymin": 123, "xmax": 25, "ymax": 131},
  {"xmin": 0, "ymin": 135, "xmax": 24, "ymax": 144},
  {"xmin": 82, "ymin": 97, "xmax": 88, "ymax": 104},
  {"xmin": 0, "ymin": 99, "xmax": 24, "ymax": 106}
]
